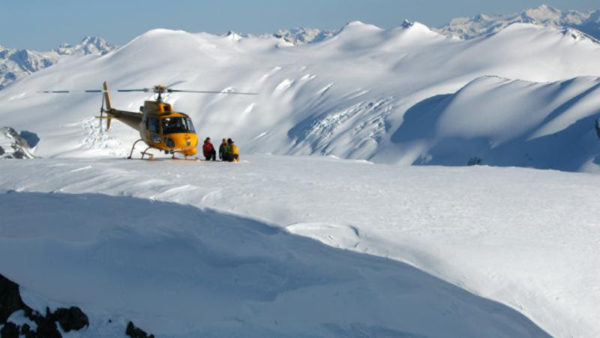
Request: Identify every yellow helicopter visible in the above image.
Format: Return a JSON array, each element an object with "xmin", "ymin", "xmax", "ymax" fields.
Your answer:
[{"xmin": 43, "ymin": 82, "xmax": 256, "ymax": 160}]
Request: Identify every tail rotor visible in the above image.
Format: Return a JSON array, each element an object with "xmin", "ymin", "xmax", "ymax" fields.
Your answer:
[{"xmin": 96, "ymin": 81, "xmax": 113, "ymax": 131}]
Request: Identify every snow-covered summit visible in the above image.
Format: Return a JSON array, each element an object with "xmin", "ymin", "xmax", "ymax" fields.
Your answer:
[
  {"xmin": 55, "ymin": 36, "xmax": 115, "ymax": 56},
  {"xmin": 273, "ymin": 21, "xmax": 384, "ymax": 46},
  {"xmin": 436, "ymin": 4, "xmax": 600, "ymax": 40},
  {"xmin": 335, "ymin": 20, "xmax": 383, "ymax": 37}
]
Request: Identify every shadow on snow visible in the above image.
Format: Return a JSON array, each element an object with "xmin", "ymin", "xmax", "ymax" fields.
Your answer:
[{"xmin": 0, "ymin": 191, "xmax": 549, "ymax": 337}]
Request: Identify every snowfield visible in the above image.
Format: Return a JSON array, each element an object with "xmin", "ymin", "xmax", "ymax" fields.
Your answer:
[
  {"xmin": 1, "ymin": 157, "xmax": 599, "ymax": 337},
  {"xmin": 1, "ymin": 16, "xmax": 600, "ymax": 337}
]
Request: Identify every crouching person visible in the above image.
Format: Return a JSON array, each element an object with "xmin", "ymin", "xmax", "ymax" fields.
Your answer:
[
  {"xmin": 229, "ymin": 138, "xmax": 240, "ymax": 162},
  {"xmin": 203, "ymin": 137, "xmax": 216, "ymax": 161},
  {"xmin": 222, "ymin": 138, "xmax": 239, "ymax": 162},
  {"xmin": 219, "ymin": 138, "xmax": 228, "ymax": 160}
]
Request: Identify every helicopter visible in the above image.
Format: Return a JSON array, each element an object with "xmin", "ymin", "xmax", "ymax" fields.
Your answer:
[{"xmin": 42, "ymin": 81, "xmax": 256, "ymax": 160}]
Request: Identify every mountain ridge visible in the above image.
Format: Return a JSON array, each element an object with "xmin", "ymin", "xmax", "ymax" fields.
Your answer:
[
  {"xmin": 0, "ymin": 36, "xmax": 115, "ymax": 90},
  {"xmin": 435, "ymin": 4, "xmax": 600, "ymax": 40},
  {"xmin": 2, "ymin": 5, "xmax": 599, "ymax": 91}
]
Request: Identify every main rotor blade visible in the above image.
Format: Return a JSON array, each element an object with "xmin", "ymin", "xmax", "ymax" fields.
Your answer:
[
  {"xmin": 117, "ymin": 88, "xmax": 151, "ymax": 92},
  {"xmin": 38, "ymin": 89, "xmax": 106, "ymax": 93},
  {"xmin": 167, "ymin": 89, "xmax": 258, "ymax": 95}
]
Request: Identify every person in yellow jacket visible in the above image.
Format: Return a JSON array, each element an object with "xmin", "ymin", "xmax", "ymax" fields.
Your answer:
[{"xmin": 228, "ymin": 138, "xmax": 240, "ymax": 162}]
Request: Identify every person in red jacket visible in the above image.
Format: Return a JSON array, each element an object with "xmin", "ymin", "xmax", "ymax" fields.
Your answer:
[{"xmin": 202, "ymin": 137, "xmax": 216, "ymax": 161}]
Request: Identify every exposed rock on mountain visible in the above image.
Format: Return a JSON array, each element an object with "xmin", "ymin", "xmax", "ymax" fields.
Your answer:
[
  {"xmin": 274, "ymin": 27, "xmax": 334, "ymax": 44},
  {"xmin": 0, "ymin": 127, "xmax": 38, "ymax": 159}
]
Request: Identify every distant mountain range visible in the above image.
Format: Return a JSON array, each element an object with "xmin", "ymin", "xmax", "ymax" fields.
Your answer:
[
  {"xmin": 435, "ymin": 4, "xmax": 600, "ymax": 40},
  {"xmin": 0, "ymin": 37, "xmax": 115, "ymax": 90},
  {"xmin": 0, "ymin": 5, "xmax": 599, "ymax": 91},
  {"xmin": 275, "ymin": 5, "xmax": 600, "ymax": 44}
]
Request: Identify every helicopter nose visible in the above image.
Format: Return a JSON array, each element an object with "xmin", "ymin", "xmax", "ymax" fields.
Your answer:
[{"xmin": 168, "ymin": 133, "xmax": 197, "ymax": 152}]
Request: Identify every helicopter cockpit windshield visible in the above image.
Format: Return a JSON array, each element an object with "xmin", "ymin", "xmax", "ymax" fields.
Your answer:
[{"xmin": 161, "ymin": 117, "xmax": 195, "ymax": 134}]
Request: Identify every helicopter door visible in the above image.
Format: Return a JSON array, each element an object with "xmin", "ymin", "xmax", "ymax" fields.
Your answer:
[{"xmin": 148, "ymin": 117, "xmax": 161, "ymax": 143}]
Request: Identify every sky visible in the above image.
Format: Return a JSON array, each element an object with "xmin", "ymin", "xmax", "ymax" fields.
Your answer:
[{"xmin": 1, "ymin": 0, "xmax": 598, "ymax": 50}]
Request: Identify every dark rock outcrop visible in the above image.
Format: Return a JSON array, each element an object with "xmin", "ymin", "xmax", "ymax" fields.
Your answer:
[
  {"xmin": 53, "ymin": 306, "xmax": 89, "ymax": 332},
  {"xmin": 0, "ymin": 274, "xmax": 25, "ymax": 323},
  {"xmin": 0, "ymin": 273, "xmax": 88, "ymax": 337},
  {"xmin": 2, "ymin": 273, "xmax": 154, "ymax": 337},
  {"xmin": 0, "ymin": 127, "xmax": 37, "ymax": 159},
  {"xmin": 0, "ymin": 321, "xmax": 19, "ymax": 338},
  {"xmin": 126, "ymin": 321, "xmax": 155, "ymax": 338}
]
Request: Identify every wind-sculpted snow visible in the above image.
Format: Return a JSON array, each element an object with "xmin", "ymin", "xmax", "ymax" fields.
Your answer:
[
  {"xmin": 0, "ymin": 21, "xmax": 599, "ymax": 171},
  {"xmin": 0, "ymin": 191, "xmax": 550, "ymax": 337}
]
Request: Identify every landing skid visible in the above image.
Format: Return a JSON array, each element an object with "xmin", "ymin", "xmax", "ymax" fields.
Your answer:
[
  {"xmin": 170, "ymin": 156, "xmax": 200, "ymax": 162},
  {"xmin": 127, "ymin": 139, "xmax": 198, "ymax": 161},
  {"xmin": 127, "ymin": 139, "xmax": 154, "ymax": 160}
]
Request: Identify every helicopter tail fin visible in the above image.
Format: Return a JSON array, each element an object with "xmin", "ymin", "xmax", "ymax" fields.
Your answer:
[
  {"xmin": 96, "ymin": 81, "xmax": 113, "ymax": 131},
  {"xmin": 103, "ymin": 81, "xmax": 112, "ymax": 130},
  {"xmin": 103, "ymin": 81, "xmax": 112, "ymax": 110}
]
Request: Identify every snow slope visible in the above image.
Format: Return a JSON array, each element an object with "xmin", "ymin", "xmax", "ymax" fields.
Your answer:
[
  {"xmin": 0, "ymin": 22, "xmax": 599, "ymax": 171},
  {"xmin": 0, "ymin": 191, "xmax": 546, "ymax": 337},
  {"xmin": 392, "ymin": 76, "xmax": 600, "ymax": 170},
  {"xmin": 0, "ymin": 156, "xmax": 598, "ymax": 336}
]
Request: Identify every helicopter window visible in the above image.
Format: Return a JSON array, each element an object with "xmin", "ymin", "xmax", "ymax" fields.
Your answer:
[
  {"xmin": 148, "ymin": 118, "xmax": 159, "ymax": 133},
  {"xmin": 161, "ymin": 117, "xmax": 194, "ymax": 134},
  {"xmin": 185, "ymin": 118, "xmax": 196, "ymax": 132}
]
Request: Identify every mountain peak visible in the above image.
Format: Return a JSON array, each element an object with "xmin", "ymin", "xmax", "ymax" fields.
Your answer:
[
  {"xmin": 55, "ymin": 36, "xmax": 116, "ymax": 56},
  {"xmin": 334, "ymin": 20, "xmax": 383, "ymax": 38},
  {"xmin": 342, "ymin": 20, "xmax": 382, "ymax": 31},
  {"xmin": 401, "ymin": 19, "xmax": 414, "ymax": 28},
  {"xmin": 274, "ymin": 27, "xmax": 333, "ymax": 45}
]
